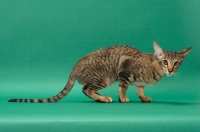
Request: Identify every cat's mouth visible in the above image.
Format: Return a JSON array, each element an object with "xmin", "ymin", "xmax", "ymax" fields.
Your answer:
[
  {"xmin": 162, "ymin": 67, "xmax": 174, "ymax": 76},
  {"xmin": 162, "ymin": 68, "xmax": 174, "ymax": 76}
]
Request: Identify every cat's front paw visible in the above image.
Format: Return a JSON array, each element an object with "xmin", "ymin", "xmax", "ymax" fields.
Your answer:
[
  {"xmin": 98, "ymin": 96, "xmax": 113, "ymax": 103},
  {"xmin": 139, "ymin": 96, "xmax": 152, "ymax": 103},
  {"xmin": 105, "ymin": 96, "xmax": 113, "ymax": 103},
  {"xmin": 119, "ymin": 97, "xmax": 129, "ymax": 103}
]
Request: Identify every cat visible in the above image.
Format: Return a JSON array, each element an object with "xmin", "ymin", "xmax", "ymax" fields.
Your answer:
[{"xmin": 8, "ymin": 42, "xmax": 192, "ymax": 103}]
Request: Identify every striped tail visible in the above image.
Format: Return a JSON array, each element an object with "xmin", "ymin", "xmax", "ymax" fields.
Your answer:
[{"xmin": 8, "ymin": 74, "xmax": 76, "ymax": 103}]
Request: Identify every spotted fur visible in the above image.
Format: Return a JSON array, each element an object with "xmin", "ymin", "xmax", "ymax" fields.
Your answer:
[{"xmin": 8, "ymin": 42, "xmax": 192, "ymax": 103}]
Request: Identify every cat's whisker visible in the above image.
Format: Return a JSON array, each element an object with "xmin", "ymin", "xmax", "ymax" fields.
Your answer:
[
  {"xmin": 175, "ymin": 72, "xmax": 182, "ymax": 78},
  {"xmin": 173, "ymin": 72, "xmax": 182, "ymax": 83}
]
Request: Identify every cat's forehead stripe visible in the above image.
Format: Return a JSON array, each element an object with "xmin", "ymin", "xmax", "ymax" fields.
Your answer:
[{"xmin": 165, "ymin": 51, "xmax": 181, "ymax": 60}]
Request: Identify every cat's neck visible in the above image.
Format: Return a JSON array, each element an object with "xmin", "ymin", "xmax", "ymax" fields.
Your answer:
[{"xmin": 143, "ymin": 53, "xmax": 165, "ymax": 75}]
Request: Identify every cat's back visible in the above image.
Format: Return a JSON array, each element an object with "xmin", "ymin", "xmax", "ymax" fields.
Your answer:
[
  {"xmin": 74, "ymin": 45, "xmax": 142, "ymax": 73},
  {"xmin": 74, "ymin": 45, "xmax": 142, "ymax": 83},
  {"xmin": 84, "ymin": 45, "xmax": 141, "ymax": 59}
]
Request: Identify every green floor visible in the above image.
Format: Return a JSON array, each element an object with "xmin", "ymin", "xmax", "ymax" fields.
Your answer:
[
  {"xmin": 1, "ymin": 100, "xmax": 200, "ymax": 132},
  {"xmin": 1, "ymin": 0, "xmax": 200, "ymax": 132}
]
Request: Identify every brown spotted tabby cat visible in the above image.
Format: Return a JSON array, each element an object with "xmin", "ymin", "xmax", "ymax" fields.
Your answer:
[{"xmin": 8, "ymin": 42, "xmax": 192, "ymax": 103}]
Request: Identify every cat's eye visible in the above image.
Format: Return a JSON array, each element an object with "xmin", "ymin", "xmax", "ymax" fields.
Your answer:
[
  {"xmin": 174, "ymin": 61, "xmax": 179, "ymax": 66},
  {"xmin": 163, "ymin": 60, "xmax": 168, "ymax": 65}
]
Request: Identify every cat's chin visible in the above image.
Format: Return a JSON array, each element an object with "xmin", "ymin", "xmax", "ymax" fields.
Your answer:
[{"xmin": 166, "ymin": 73, "xmax": 174, "ymax": 76}]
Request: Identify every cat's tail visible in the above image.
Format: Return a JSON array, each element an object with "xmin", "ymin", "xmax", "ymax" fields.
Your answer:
[{"xmin": 8, "ymin": 72, "xmax": 77, "ymax": 103}]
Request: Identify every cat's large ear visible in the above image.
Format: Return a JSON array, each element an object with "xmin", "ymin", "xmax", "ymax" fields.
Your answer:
[
  {"xmin": 153, "ymin": 42, "xmax": 164, "ymax": 60},
  {"xmin": 177, "ymin": 47, "xmax": 192, "ymax": 56}
]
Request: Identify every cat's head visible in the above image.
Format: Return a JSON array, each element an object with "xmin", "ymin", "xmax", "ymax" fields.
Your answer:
[{"xmin": 153, "ymin": 42, "xmax": 192, "ymax": 76}]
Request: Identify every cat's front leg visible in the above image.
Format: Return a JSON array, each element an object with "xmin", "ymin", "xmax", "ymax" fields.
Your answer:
[
  {"xmin": 119, "ymin": 85, "xmax": 129, "ymax": 103},
  {"xmin": 118, "ymin": 72, "xmax": 130, "ymax": 103},
  {"xmin": 118, "ymin": 57, "xmax": 133, "ymax": 103},
  {"xmin": 137, "ymin": 86, "xmax": 152, "ymax": 103}
]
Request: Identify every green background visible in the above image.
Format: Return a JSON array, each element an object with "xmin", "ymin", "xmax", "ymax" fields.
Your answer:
[{"xmin": 0, "ymin": 0, "xmax": 200, "ymax": 131}]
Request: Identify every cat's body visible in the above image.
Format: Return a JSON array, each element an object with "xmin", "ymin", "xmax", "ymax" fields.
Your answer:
[
  {"xmin": 76, "ymin": 46, "xmax": 164, "ymax": 87},
  {"xmin": 8, "ymin": 42, "xmax": 192, "ymax": 103}
]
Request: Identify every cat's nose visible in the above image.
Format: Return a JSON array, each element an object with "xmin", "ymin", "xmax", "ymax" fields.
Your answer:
[
  {"xmin": 168, "ymin": 69, "xmax": 173, "ymax": 73},
  {"xmin": 168, "ymin": 66, "xmax": 173, "ymax": 73}
]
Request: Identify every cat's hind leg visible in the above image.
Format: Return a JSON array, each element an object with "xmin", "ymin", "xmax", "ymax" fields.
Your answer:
[
  {"xmin": 137, "ymin": 86, "xmax": 152, "ymax": 102},
  {"xmin": 82, "ymin": 84, "xmax": 112, "ymax": 103}
]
